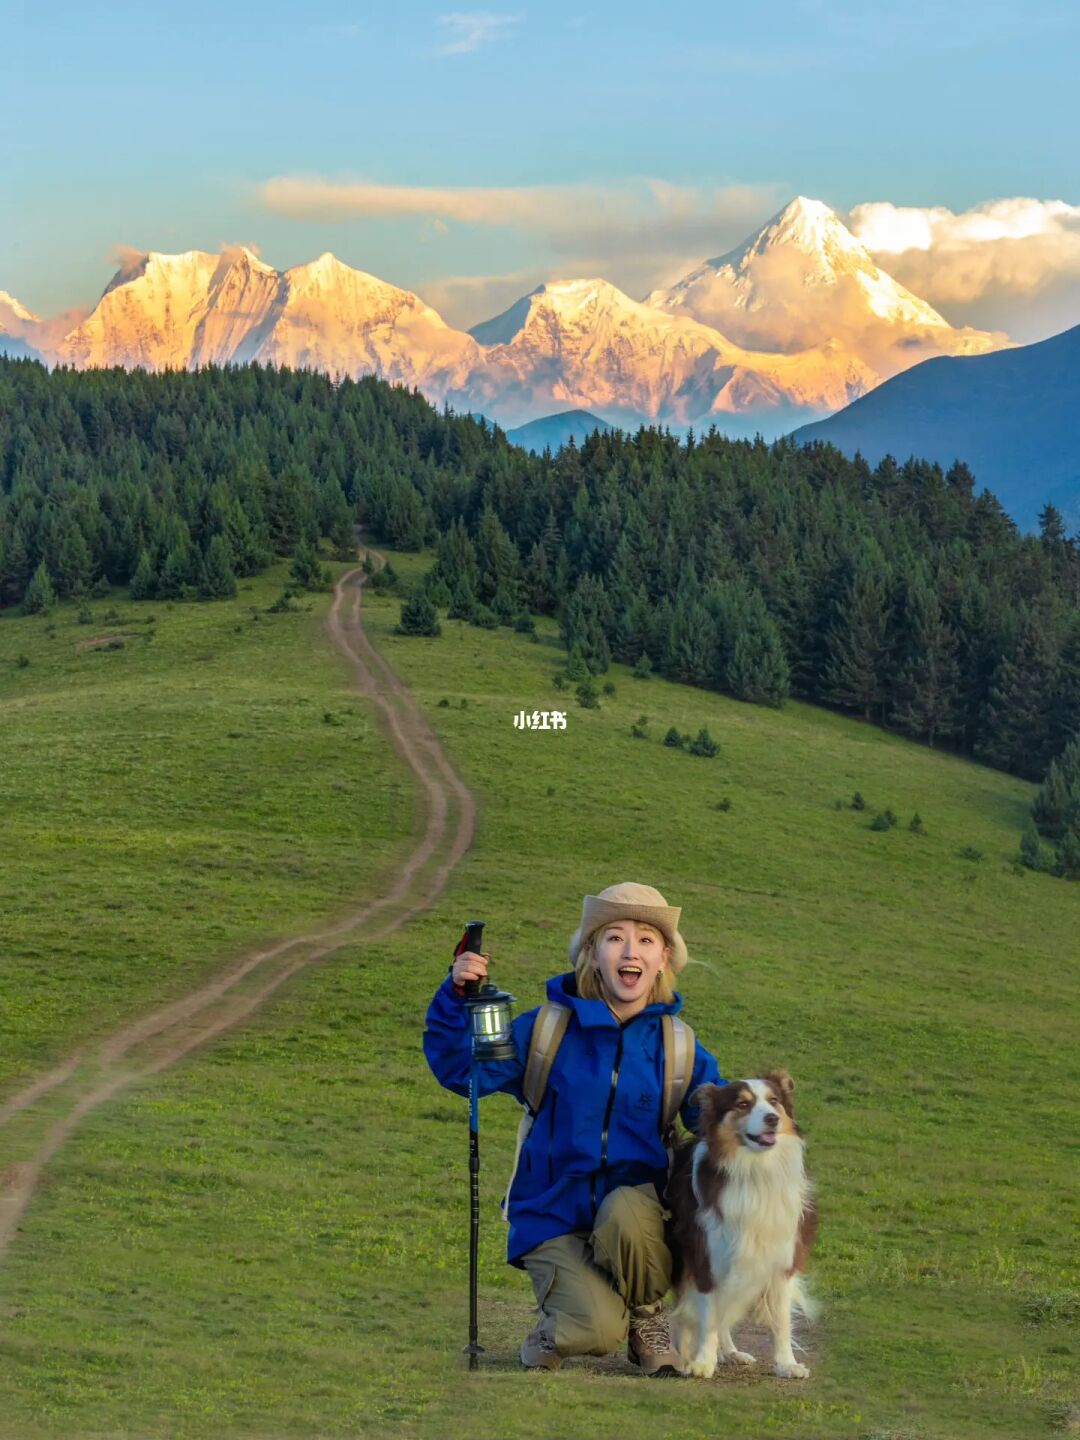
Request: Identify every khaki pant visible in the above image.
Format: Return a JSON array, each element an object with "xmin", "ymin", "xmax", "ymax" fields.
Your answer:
[{"xmin": 521, "ymin": 1184, "xmax": 672, "ymax": 1357}]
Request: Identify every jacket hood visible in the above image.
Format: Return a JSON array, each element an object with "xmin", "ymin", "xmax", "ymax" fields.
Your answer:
[{"xmin": 545, "ymin": 971, "xmax": 684, "ymax": 1027}]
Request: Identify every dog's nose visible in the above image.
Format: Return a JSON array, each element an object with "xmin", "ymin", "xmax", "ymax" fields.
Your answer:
[{"xmin": 763, "ymin": 1111, "xmax": 779, "ymax": 1130}]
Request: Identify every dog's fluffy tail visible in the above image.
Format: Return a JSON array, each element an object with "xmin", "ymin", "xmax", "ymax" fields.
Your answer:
[{"xmin": 753, "ymin": 1274, "xmax": 821, "ymax": 1329}]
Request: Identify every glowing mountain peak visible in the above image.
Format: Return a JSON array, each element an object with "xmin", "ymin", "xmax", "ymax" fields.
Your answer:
[{"xmin": 0, "ymin": 290, "xmax": 40, "ymax": 324}]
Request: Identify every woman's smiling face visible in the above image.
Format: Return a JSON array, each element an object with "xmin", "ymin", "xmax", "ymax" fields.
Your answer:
[{"xmin": 592, "ymin": 919, "xmax": 671, "ymax": 1020}]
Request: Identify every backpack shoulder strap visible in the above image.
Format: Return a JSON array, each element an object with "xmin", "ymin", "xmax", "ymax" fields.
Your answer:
[
  {"xmin": 661, "ymin": 1014, "xmax": 695, "ymax": 1136},
  {"xmin": 522, "ymin": 1002, "xmax": 571, "ymax": 1116}
]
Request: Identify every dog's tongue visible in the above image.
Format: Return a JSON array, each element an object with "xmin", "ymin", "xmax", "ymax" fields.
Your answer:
[{"xmin": 756, "ymin": 1132, "xmax": 778, "ymax": 1147}]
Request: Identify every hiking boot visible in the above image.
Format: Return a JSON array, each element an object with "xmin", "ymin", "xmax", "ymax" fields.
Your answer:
[
  {"xmin": 520, "ymin": 1320, "xmax": 561, "ymax": 1371},
  {"xmin": 627, "ymin": 1305, "xmax": 683, "ymax": 1377}
]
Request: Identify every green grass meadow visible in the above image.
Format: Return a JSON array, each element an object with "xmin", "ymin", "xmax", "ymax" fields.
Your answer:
[{"xmin": 0, "ymin": 556, "xmax": 1076, "ymax": 1439}]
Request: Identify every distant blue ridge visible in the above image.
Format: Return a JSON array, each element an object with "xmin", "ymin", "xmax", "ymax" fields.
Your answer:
[
  {"xmin": 791, "ymin": 322, "xmax": 1080, "ymax": 532},
  {"xmin": 505, "ymin": 410, "xmax": 615, "ymax": 453}
]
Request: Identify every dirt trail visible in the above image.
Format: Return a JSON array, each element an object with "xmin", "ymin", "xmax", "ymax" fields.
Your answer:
[{"xmin": 0, "ymin": 556, "xmax": 475, "ymax": 1260}]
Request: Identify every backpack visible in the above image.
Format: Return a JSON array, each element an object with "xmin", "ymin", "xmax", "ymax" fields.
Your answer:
[{"xmin": 501, "ymin": 1002, "xmax": 696, "ymax": 1220}]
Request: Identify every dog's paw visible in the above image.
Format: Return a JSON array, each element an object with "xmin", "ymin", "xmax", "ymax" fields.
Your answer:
[
  {"xmin": 683, "ymin": 1358, "xmax": 717, "ymax": 1379},
  {"xmin": 723, "ymin": 1349, "xmax": 756, "ymax": 1366},
  {"xmin": 774, "ymin": 1360, "xmax": 810, "ymax": 1379}
]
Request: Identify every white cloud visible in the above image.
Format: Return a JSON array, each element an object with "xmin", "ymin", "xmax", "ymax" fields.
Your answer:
[
  {"xmin": 437, "ymin": 12, "xmax": 520, "ymax": 55},
  {"xmin": 850, "ymin": 197, "xmax": 1080, "ymax": 303},
  {"xmin": 257, "ymin": 175, "xmax": 781, "ymax": 264}
]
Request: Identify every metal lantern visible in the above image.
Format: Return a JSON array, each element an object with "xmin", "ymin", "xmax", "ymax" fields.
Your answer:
[{"xmin": 463, "ymin": 981, "xmax": 517, "ymax": 1060}]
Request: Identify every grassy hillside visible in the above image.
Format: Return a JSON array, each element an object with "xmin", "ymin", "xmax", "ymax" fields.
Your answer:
[{"xmin": 0, "ymin": 558, "xmax": 1076, "ymax": 1439}]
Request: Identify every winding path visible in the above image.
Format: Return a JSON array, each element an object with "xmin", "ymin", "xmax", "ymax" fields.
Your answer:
[{"xmin": 0, "ymin": 556, "xmax": 475, "ymax": 1259}]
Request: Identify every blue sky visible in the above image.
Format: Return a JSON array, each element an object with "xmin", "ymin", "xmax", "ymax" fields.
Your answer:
[{"xmin": 6, "ymin": 0, "xmax": 1080, "ymax": 336}]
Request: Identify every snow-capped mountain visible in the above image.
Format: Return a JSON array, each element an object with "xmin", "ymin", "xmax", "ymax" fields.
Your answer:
[
  {"xmin": 57, "ymin": 249, "xmax": 481, "ymax": 400},
  {"xmin": 0, "ymin": 290, "xmax": 39, "ymax": 329},
  {"xmin": 11, "ymin": 198, "xmax": 1015, "ymax": 435},
  {"xmin": 645, "ymin": 197, "xmax": 1006, "ymax": 383},
  {"xmin": 465, "ymin": 277, "xmax": 875, "ymax": 430},
  {"xmin": 253, "ymin": 252, "xmax": 480, "ymax": 396},
  {"xmin": 60, "ymin": 251, "xmax": 225, "ymax": 370},
  {"xmin": 0, "ymin": 290, "xmax": 46, "ymax": 359}
]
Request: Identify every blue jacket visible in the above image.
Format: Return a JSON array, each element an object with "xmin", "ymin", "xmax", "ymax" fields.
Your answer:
[{"xmin": 423, "ymin": 971, "xmax": 724, "ymax": 1265}]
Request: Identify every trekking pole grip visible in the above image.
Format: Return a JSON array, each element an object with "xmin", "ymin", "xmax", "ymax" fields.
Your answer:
[{"xmin": 456, "ymin": 919, "xmax": 486, "ymax": 998}]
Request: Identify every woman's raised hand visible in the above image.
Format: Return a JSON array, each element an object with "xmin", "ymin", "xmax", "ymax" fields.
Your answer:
[{"xmin": 452, "ymin": 950, "xmax": 489, "ymax": 989}]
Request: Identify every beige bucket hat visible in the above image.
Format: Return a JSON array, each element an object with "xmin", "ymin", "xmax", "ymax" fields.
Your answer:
[{"xmin": 568, "ymin": 881, "xmax": 688, "ymax": 973}]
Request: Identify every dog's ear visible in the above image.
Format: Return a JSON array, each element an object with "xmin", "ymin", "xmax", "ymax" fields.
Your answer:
[
  {"xmin": 689, "ymin": 1083, "xmax": 720, "ymax": 1117},
  {"xmin": 692, "ymin": 1081, "xmax": 746, "ymax": 1134},
  {"xmin": 764, "ymin": 1069, "xmax": 795, "ymax": 1115}
]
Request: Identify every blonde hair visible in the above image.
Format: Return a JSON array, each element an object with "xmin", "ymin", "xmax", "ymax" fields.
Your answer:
[{"xmin": 573, "ymin": 926, "xmax": 677, "ymax": 1007}]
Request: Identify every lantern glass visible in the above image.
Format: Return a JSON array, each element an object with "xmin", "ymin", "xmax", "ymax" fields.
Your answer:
[
  {"xmin": 466, "ymin": 983, "xmax": 516, "ymax": 1059},
  {"xmin": 471, "ymin": 997, "xmax": 512, "ymax": 1045}
]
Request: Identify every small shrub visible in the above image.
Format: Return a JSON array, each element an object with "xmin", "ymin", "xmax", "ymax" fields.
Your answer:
[
  {"xmin": 603, "ymin": 681, "xmax": 616, "ymax": 697},
  {"xmin": 16, "ymin": 654, "xmax": 30, "ymax": 669},
  {"xmin": 361, "ymin": 555, "xmax": 375, "ymax": 576},
  {"xmin": 689, "ymin": 727, "xmax": 719, "ymax": 759},
  {"xmin": 268, "ymin": 590, "xmax": 301, "ymax": 614},
  {"xmin": 959, "ymin": 845, "xmax": 983, "ymax": 862},
  {"xmin": 576, "ymin": 678, "xmax": 600, "ymax": 709},
  {"xmin": 101, "ymin": 637, "xmax": 125, "ymax": 652},
  {"xmin": 76, "ymin": 603, "xmax": 93, "ymax": 625},
  {"xmin": 471, "ymin": 604, "xmax": 499, "ymax": 629},
  {"xmin": 909, "ymin": 813, "xmax": 926, "ymax": 835},
  {"xmin": 715, "ymin": 797, "xmax": 732, "ymax": 812},
  {"xmin": 833, "ymin": 799, "xmax": 846, "ymax": 810},
  {"xmin": 869, "ymin": 809, "xmax": 898, "ymax": 832},
  {"xmin": 514, "ymin": 612, "xmax": 536, "ymax": 634},
  {"xmin": 322, "ymin": 711, "xmax": 343, "ymax": 726},
  {"xmin": 1019, "ymin": 822, "xmax": 1055, "ymax": 873},
  {"xmin": 369, "ymin": 564, "xmax": 398, "ymax": 595},
  {"xmin": 663, "ymin": 726, "xmax": 684, "ymax": 749},
  {"xmin": 396, "ymin": 593, "xmax": 441, "ymax": 637},
  {"xmin": 552, "ymin": 672, "xmax": 567, "ymax": 691},
  {"xmin": 630, "ymin": 720, "xmax": 649, "ymax": 740},
  {"xmin": 546, "ymin": 785, "xmax": 556, "ymax": 797},
  {"xmin": 851, "ymin": 791, "xmax": 866, "ymax": 811},
  {"xmin": 632, "ymin": 653, "xmax": 653, "ymax": 680},
  {"xmin": 437, "ymin": 697, "xmax": 450, "ymax": 708},
  {"xmin": 459, "ymin": 698, "xmax": 469, "ymax": 709},
  {"xmin": 1021, "ymin": 1292, "xmax": 1080, "ymax": 1327}
]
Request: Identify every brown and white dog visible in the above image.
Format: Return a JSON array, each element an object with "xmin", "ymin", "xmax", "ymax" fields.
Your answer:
[{"xmin": 666, "ymin": 1072, "xmax": 818, "ymax": 1379}]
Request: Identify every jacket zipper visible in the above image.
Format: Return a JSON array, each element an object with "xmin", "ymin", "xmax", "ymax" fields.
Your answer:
[
  {"xmin": 547, "ymin": 1092, "xmax": 557, "ymax": 1186},
  {"xmin": 592, "ymin": 1028, "xmax": 625, "ymax": 1210}
]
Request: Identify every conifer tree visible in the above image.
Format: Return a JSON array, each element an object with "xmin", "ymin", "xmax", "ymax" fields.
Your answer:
[
  {"xmin": 21, "ymin": 560, "xmax": 55, "ymax": 615},
  {"xmin": 977, "ymin": 609, "xmax": 1058, "ymax": 779},
  {"xmin": 129, "ymin": 549, "xmax": 157, "ymax": 601},
  {"xmin": 54, "ymin": 521, "xmax": 93, "ymax": 598},
  {"xmin": 200, "ymin": 535, "xmax": 238, "ymax": 599},
  {"xmin": 1032, "ymin": 737, "xmax": 1080, "ymax": 843},
  {"xmin": 891, "ymin": 571, "xmax": 960, "ymax": 746},
  {"xmin": 447, "ymin": 574, "xmax": 478, "ymax": 622},
  {"xmin": 0, "ymin": 524, "xmax": 31, "ymax": 608},
  {"xmin": 290, "ymin": 539, "xmax": 325, "ymax": 592},
  {"xmin": 825, "ymin": 555, "xmax": 892, "ymax": 719},
  {"xmin": 475, "ymin": 506, "xmax": 521, "ymax": 606}
]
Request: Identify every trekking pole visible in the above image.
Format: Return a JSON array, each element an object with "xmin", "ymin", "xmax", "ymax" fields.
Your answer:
[{"xmin": 456, "ymin": 920, "xmax": 515, "ymax": 1371}]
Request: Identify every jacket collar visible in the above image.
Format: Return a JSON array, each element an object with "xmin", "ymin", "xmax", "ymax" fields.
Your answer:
[{"xmin": 545, "ymin": 971, "xmax": 683, "ymax": 1028}]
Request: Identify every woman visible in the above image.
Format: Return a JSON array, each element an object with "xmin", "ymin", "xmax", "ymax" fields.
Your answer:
[{"xmin": 423, "ymin": 881, "xmax": 723, "ymax": 1375}]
